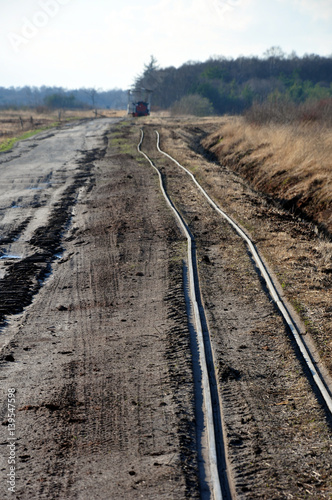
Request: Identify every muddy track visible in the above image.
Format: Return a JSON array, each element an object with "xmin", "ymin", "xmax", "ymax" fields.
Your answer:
[
  {"xmin": 0, "ymin": 148, "xmax": 104, "ymax": 329},
  {"xmin": 0, "ymin": 217, "xmax": 33, "ymax": 247},
  {"xmin": 0, "ymin": 119, "xmax": 202, "ymax": 499}
]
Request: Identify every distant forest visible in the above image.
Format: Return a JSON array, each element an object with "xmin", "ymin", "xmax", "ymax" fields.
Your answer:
[
  {"xmin": 135, "ymin": 48, "xmax": 332, "ymax": 115},
  {"xmin": 0, "ymin": 86, "xmax": 127, "ymax": 110},
  {"xmin": 1, "ymin": 48, "xmax": 332, "ymax": 116}
]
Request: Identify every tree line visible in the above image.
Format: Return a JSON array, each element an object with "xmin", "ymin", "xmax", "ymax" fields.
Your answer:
[
  {"xmin": 0, "ymin": 86, "xmax": 127, "ymax": 110},
  {"xmin": 2, "ymin": 49, "xmax": 332, "ymax": 117},
  {"xmin": 135, "ymin": 49, "xmax": 332, "ymax": 116}
]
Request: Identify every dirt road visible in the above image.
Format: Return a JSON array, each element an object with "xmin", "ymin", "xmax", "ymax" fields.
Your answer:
[
  {"xmin": 0, "ymin": 118, "xmax": 200, "ymax": 499},
  {"xmin": 0, "ymin": 117, "xmax": 331, "ymax": 499}
]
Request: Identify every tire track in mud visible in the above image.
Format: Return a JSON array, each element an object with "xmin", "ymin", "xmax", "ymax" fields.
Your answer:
[
  {"xmin": 6, "ymin": 142, "xmax": 201, "ymax": 499},
  {"xmin": 0, "ymin": 216, "xmax": 33, "ymax": 247},
  {"xmin": 0, "ymin": 148, "xmax": 104, "ymax": 333}
]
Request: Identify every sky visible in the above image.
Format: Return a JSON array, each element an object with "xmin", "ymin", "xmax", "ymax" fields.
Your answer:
[{"xmin": 1, "ymin": 0, "xmax": 331, "ymax": 91}]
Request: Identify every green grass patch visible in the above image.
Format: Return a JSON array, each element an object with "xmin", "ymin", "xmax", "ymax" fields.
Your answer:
[
  {"xmin": 0, "ymin": 124, "xmax": 60, "ymax": 152},
  {"xmin": 291, "ymin": 298, "xmax": 305, "ymax": 315},
  {"xmin": 107, "ymin": 120, "xmax": 141, "ymax": 158},
  {"xmin": 237, "ymin": 218, "xmax": 256, "ymax": 234}
]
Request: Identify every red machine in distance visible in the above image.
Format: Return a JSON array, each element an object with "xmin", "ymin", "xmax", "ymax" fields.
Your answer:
[{"xmin": 127, "ymin": 88, "xmax": 152, "ymax": 117}]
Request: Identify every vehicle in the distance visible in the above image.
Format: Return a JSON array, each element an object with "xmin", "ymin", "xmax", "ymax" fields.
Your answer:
[{"xmin": 127, "ymin": 88, "xmax": 152, "ymax": 117}]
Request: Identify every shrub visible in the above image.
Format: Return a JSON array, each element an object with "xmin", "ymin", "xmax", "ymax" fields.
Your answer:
[
  {"xmin": 170, "ymin": 94, "xmax": 214, "ymax": 116},
  {"xmin": 245, "ymin": 98, "xmax": 332, "ymax": 126}
]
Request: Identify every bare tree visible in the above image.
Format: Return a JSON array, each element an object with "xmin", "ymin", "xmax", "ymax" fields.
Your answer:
[
  {"xmin": 83, "ymin": 87, "xmax": 100, "ymax": 111},
  {"xmin": 263, "ymin": 46, "xmax": 286, "ymax": 76}
]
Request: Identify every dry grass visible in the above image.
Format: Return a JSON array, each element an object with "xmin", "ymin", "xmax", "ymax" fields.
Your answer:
[
  {"xmin": 203, "ymin": 116, "xmax": 332, "ymax": 234},
  {"xmin": 0, "ymin": 108, "xmax": 126, "ymax": 149}
]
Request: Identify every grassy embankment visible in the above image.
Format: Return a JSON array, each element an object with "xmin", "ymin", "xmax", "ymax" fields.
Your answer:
[
  {"xmin": 203, "ymin": 105, "xmax": 332, "ymax": 236},
  {"xmin": 0, "ymin": 108, "xmax": 126, "ymax": 152},
  {"xmin": 201, "ymin": 105, "xmax": 332, "ymax": 370}
]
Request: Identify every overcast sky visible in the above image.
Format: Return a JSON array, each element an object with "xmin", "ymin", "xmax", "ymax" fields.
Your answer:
[{"xmin": 1, "ymin": 0, "xmax": 331, "ymax": 90}]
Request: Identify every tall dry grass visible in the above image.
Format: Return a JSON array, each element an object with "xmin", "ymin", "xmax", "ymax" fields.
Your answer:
[
  {"xmin": 203, "ymin": 116, "xmax": 332, "ymax": 234},
  {"xmin": 245, "ymin": 98, "xmax": 332, "ymax": 127}
]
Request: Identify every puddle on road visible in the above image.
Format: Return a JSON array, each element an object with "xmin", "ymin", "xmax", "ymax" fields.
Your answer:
[
  {"xmin": 26, "ymin": 183, "xmax": 54, "ymax": 191},
  {"xmin": 0, "ymin": 254, "xmax": 22, "ymax": 260}
]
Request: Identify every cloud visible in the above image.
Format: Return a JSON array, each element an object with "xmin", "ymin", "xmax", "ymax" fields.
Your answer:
[{"xmin": 1, "ymin": 0, "xmax": 330, "ymax": 89}]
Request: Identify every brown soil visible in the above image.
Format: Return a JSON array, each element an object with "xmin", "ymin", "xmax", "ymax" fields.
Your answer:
[
  {"xmin": 0, "ymin": 116, "xmax": 331, "ymax": 499},
  {"xmin": 0, "ymin": 120, "xmax": 198, "ymax": 499}
]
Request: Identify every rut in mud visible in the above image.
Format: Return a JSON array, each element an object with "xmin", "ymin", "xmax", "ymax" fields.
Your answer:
[
  {"xmin": 0, "ymin": 119, "xmax": 200, "ymax": 499},
  {"xmin": 0, "ymin": 149, "xmax": 103, "ymax": 329}
]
